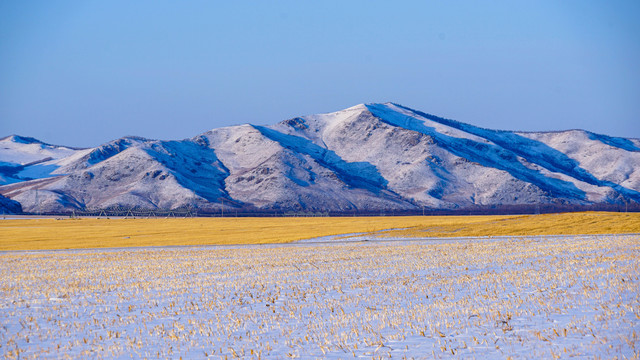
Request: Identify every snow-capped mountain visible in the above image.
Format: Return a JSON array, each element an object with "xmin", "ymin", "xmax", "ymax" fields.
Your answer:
[{"xmin": 1, "ymin": 103, "xmax": 639, "ymax": 214}]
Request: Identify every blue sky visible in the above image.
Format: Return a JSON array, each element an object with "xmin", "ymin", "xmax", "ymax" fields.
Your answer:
[{"xmin": 1, "ymin": 1, "xmax": 639, "ymax": 147}]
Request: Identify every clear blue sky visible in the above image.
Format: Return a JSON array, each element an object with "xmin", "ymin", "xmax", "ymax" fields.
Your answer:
[{"xmin": 1, "ymin": 1, "xmax": 639, "ymax": 147}]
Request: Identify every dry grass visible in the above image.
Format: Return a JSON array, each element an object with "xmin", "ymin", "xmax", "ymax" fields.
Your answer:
[
  {"xmin": 0, "ymin": 212, "xmax": 638, "ymax": 251},
  {"xmin": 379, "ymin": 211, "xmax": 640, "ymax": 238}
]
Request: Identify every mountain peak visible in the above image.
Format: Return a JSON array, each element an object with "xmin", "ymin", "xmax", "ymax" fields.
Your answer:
[{"xmin": 1, "ymin": 135, "xmax": 46, "ymax": 145}]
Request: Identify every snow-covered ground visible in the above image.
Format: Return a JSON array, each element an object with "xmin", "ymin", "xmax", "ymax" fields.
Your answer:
[{"xmin": 1, "ymin": 235, "xmax": 638, "ymax": 359}]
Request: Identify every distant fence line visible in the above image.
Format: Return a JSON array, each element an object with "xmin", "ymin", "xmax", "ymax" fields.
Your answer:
[
  {"xmin": 68, "ymin": 209, "xmax": 332, "ymax": 218},
  {"xmin": 71, "ymin": 208, "xmax": 199, "ymax": 218}
]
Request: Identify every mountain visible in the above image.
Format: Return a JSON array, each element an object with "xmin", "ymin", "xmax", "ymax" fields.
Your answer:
[
  {"xmin": 0, "ymin": 135, "xmax": 90, "ymax": 185},
  {"xmin": 1, "ymin": 103, "xmax": 639, "ymax": 214},
  {"xmin": 0, "ymin": 193, "xmax": 21, "ymax": 214}
]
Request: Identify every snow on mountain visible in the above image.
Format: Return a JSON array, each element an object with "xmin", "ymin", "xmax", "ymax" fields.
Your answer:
[
  {"xmin": 271, "ymin": 103, "xmax": 580, "ymax": 207},
  {"xmin": 383, "ymin": 103, "xmax": 640, "ymax": 200},
  {"xmin": 0, "ymin": 135, "xmax": 90, "ymax": 186},
  {"xmin": 1, "ymin": 138, "xmax": 237, "ymax": 213},
  {"xmin": 1, "ymin": 103, "xmax": 638, "ymax": 214},
  {"xmin": 198, "ymin": 124, "xmax": 414, "ymax": 211},
  {"xmin": 518, "ymin": 130, "xmax": 640, "ymax": 198}
]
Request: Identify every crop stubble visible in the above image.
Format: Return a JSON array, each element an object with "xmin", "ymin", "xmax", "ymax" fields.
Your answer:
[{"xmin": 1, "ymin": 234, "xmax": 638, "ymax": 359}]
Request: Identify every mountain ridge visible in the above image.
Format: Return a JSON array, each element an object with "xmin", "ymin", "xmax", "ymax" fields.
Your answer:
[{"xmin": 1, "ymin": 102, "xmax": 639, "ymax": 214}]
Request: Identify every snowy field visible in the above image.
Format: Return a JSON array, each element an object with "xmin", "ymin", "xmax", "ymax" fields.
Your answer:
[{"xmin": 1, "ymin": 235, "xmax": 638, "ymax": 359}]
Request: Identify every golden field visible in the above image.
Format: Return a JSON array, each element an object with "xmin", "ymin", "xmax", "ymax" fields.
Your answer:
[{"xmin": 0, "ymin": 211, "xmax": 638, "ymax": 251}]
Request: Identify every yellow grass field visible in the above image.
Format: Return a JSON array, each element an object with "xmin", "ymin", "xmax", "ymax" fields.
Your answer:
[{"xmin": 0, "ymin": 211, "xmax": 639, "ymax": 251}]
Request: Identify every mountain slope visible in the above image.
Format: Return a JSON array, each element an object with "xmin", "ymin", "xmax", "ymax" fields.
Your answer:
[
  {"xmin": 0, "ymin": 193, "xmax": 21, "ymax": 214},
  {"xmin": 0, "ymin": 135, "xmax": 89, "ymax": 185},
  {"xmin": 1, "ymin": 103, "xmax": 638, "ymax": 214},
  {"xmin": 386, "ymin": 103, "xmax": 640, "ymax": 200}
]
